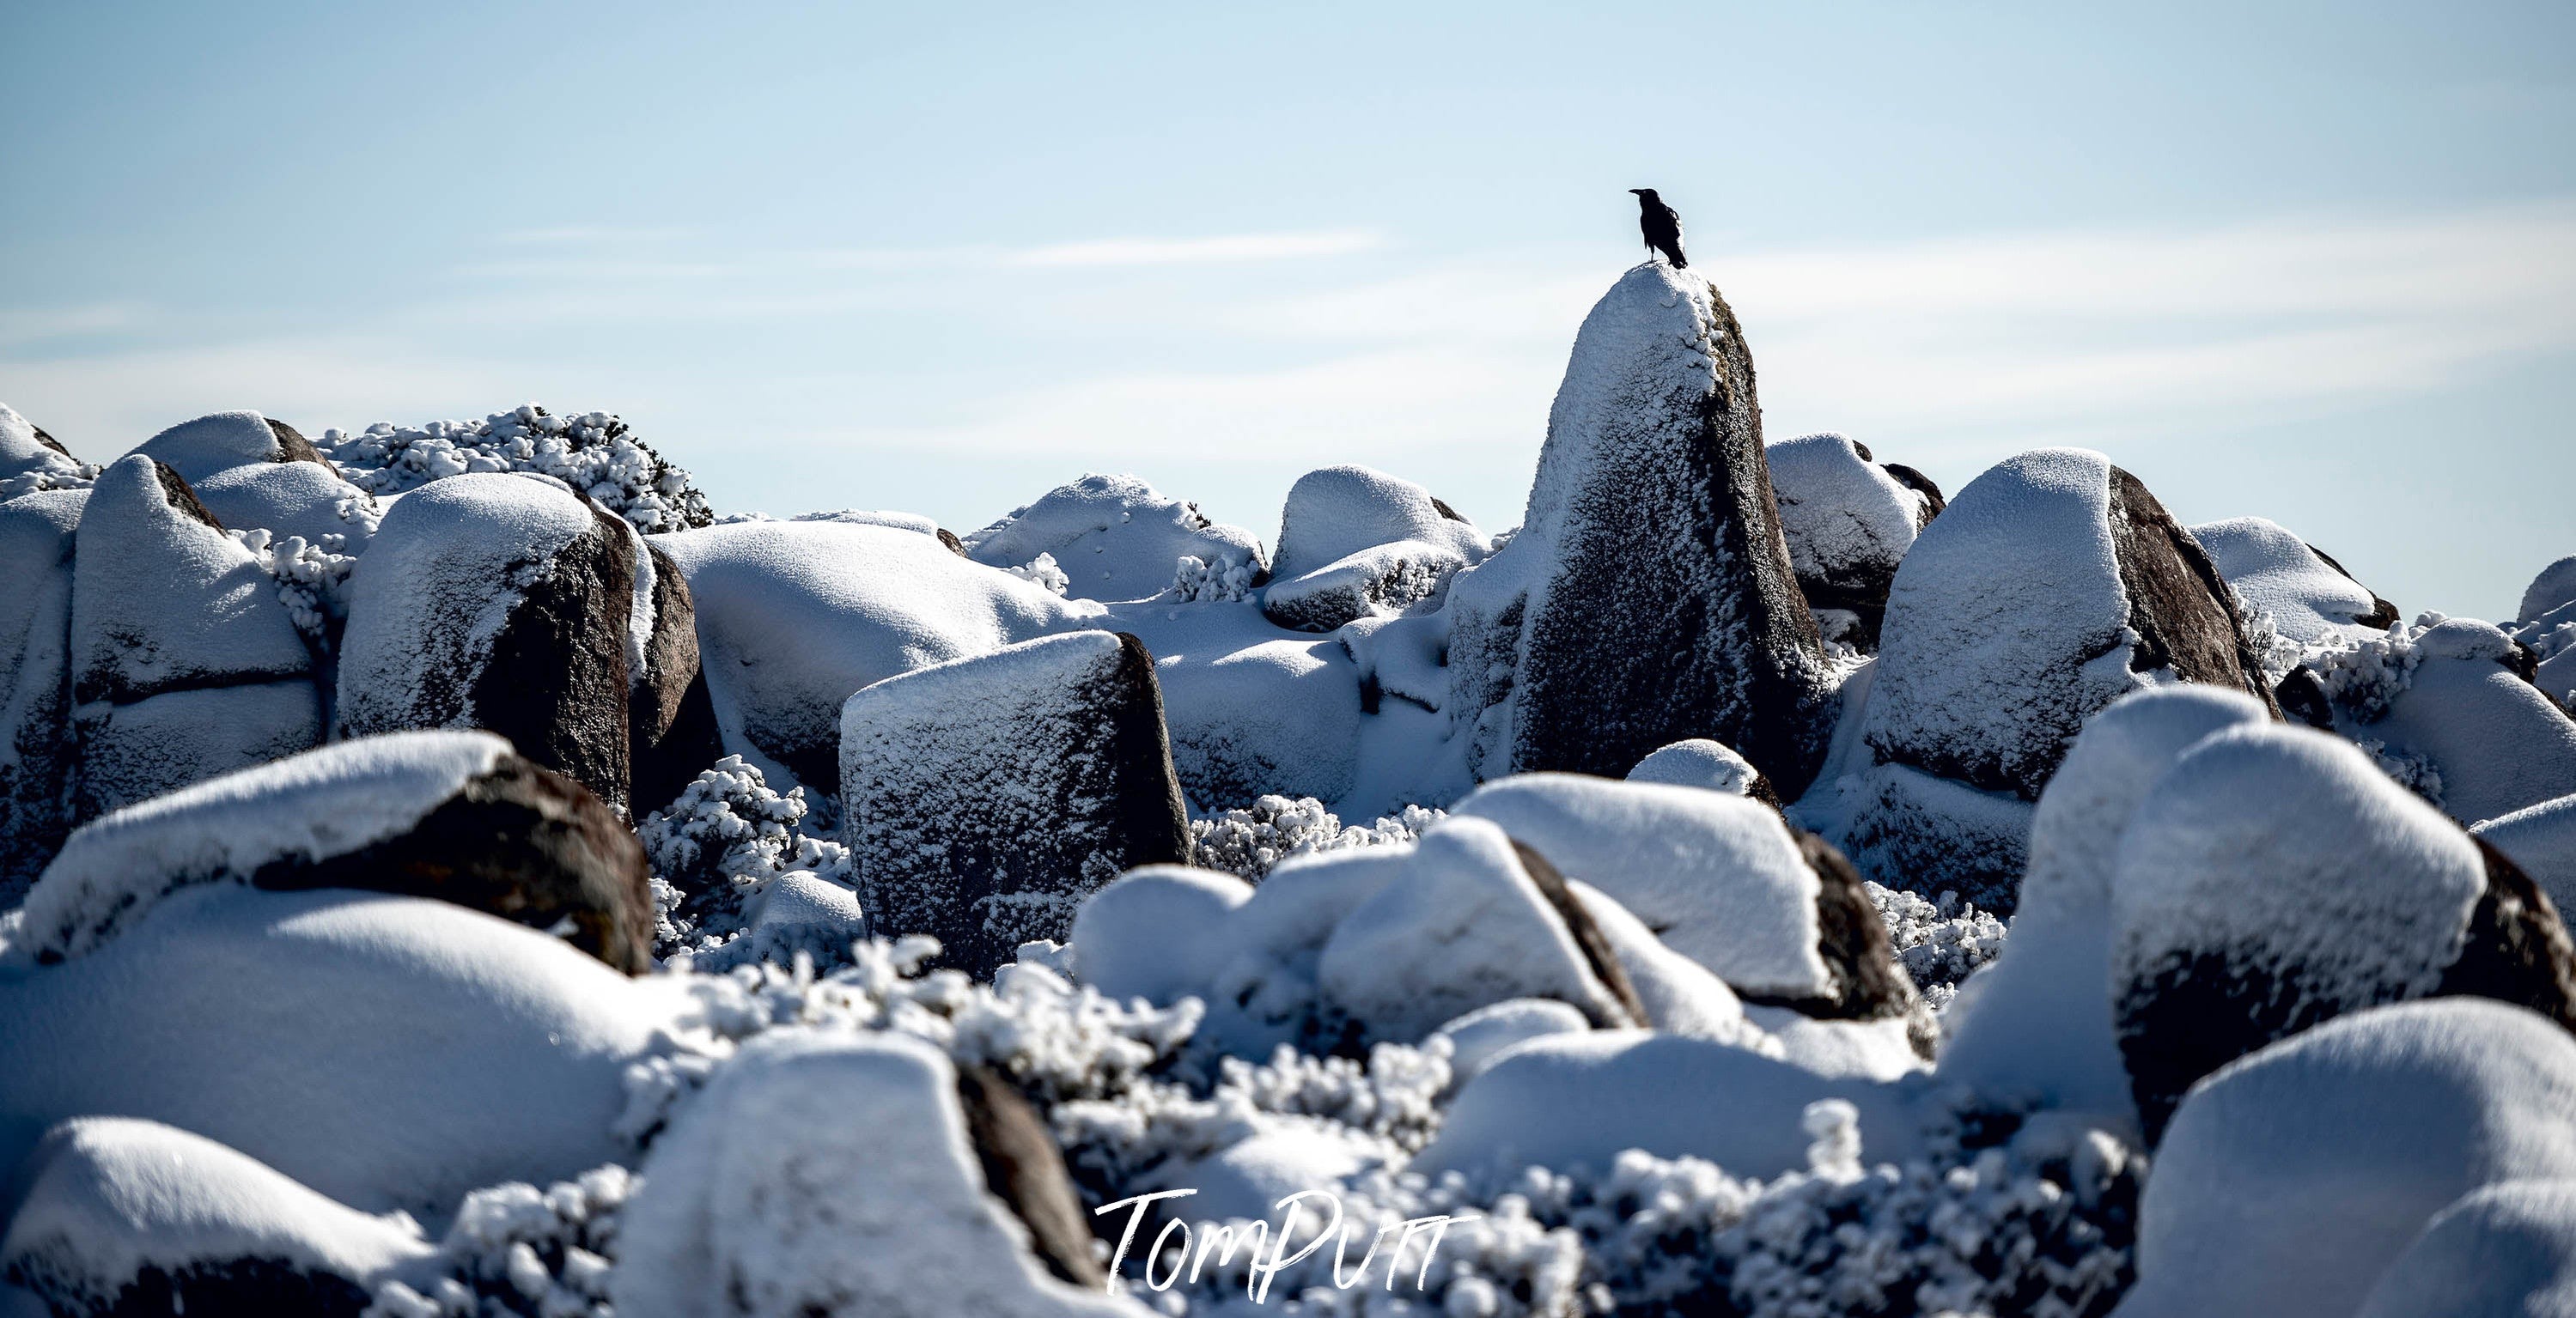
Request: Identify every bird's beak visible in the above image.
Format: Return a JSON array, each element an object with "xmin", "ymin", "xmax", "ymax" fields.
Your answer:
[{"xmin": 1627, "ymin": 189, "xmax": 1646, "ymax": 195}]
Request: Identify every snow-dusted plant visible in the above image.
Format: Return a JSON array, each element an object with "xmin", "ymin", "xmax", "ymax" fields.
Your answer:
[
  {"xmin": 1006, "ymin": 551, "xmax": 1072, "ymax": 595},
  {"xmin": 637, "ymin": 757, "xmax": 850, "ymax": 961},
  {"xmin": 2305, "ymin": 616, "xmax": 2431, "ymax": 722},
  {"xmin": 227, "ymin": 527, "xmax": 362, "ymax": 651},
  {"xmin": 362, "ymin": 1166, "xmax": 631, "ymax": 1318},
  {"xmin": 1191, "ymin": 795, "xmax": 1444, "ymax": 880},
  {"xmin": 1868, "ymin": 881, "xmax": 2007, "ymax": 1009},
  {"xmin": 1171, "ymin": 553, "xmax": 1258, "ymax": 603},
  {"xmin": 321, "ymin": 404, "xmax": 713, "ymax": 534}
]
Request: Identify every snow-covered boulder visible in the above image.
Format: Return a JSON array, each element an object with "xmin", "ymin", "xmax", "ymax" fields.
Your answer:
[
  {"xmin": 964, "ymin": 472, "xmax": 1266, "ymax": 604},
  {"xmin": 1452, "ymin": 774, "xmax": 1926, "ymax": 1050},
  {"xmin": 653, "ymin": 519, "xmax": 1099, "ymax": 790},
  {"xmin": 1133, "ymin": 614, "xmax": 1364, "ymax": 811},
  {"xmin": 1764, "ymin": 432, "xmax": 1940, "ymax": 647},
  {"xmin": 627, "ymin": 540, "xmax": 725, "ymax": 815},
  {"xmin": 841, "ymin": 631, "xmax": 1192, "ymax": 976},
  {"xmin": 2189, "ymin": 516, "xmax": 2396, "ymax": 645},
  {"xmin": 1940, "ymin": 684, "xmax": 2271, "ymax": 1121},
  {"xmin": 1625, "ymin": 736, "xmax": 1769, "ymax": 800},
  {"xmin": 0, "ymin": 1116, "xmax": 433, "ymax": 1318},
  {"xmin": 2360, "ymin": 616, "xmax": 2576, "ymax": 825},
  {"xmin": 2527, "ymin": 556, "xmax": 2576, "ymax": 627},
  {"xmin": 2116, "ymin": 999, "xmax": 2576, "ymax": 1318},
  {"xmin": 7, "ymin": 731, "xmax": 658, "ymax": 974},
  {"xmin": 1430, "ymin": 998, "xmax": 1592, "ymax": 1087},
  {"xmin": 1844, "ymin": 449, "xmax": 2276, "ymax": 912},
  {"xmin": 1316, "ymin": 818, "xmax": 1641, "ymax": 1042},
  {"xmin": 2110, "ymin": 723, "xmax": 2576, "ymax": 1138},
  {"xmin": 1259, "ymin": 465, "xmax": 1488, "ymax": 632},
  {"xmin": 337, "ymin": 472, "xmax": 642, "ymax": 814},
  {"xmin": 1190, "ymin": 847, "xmax": 1411, "ymax": 1056},
  {"xmin": 1066, "ymin": 865, "xmax": 1251, "ymax": 1006},
  {"xmin": 0, "ymin": 884, "xmax": 686, "ymax": 1221},
  {"xmin": 131, "ymin": 410, "xmax": 332, "ymax": 485},
  {"xmin": 68, "ymin": 455, "xmax": 322, "ymax": 819},
  {"xmin": 613, "ymin": 1030, "xmax": 1135, "ymax": 1318},
  {"xmin": 0, "ymin": 404, "xmax": 90, "ymax": 495},
  {"xmin": 2354, "ymin": 1180, "xmax": 2576, "ymax": 1318},
  {"xmin": 1417, "ymin": 1029, "xmax": 1927, "ymax": 1184},
  {"xmin": 2478, "ymin": 793, "xmax": 2576, "ymax": 915},
  {"xmin": 1444, "ymin": 261, "xmax": 1832, "ymax": 795},
  {"xmin": 190, "ymin": 458, "xmax": 380, "ymax": 550},
  {"xmin": 0, "ymin": 490, "xmax": 83, "ymax": 904}
]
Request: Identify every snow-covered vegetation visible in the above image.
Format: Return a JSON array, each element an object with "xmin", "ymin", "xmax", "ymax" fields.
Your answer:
[{"xmin": 6, "ymin": 254, "xmax": 2576, "ymax": 1317}]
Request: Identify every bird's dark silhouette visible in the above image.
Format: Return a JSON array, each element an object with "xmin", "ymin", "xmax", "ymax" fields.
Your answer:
[{"xmin": 1629, "ymin": 188, "xmax": 1686, "ymax": 268}]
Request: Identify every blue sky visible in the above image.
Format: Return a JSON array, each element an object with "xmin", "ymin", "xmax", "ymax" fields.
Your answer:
[{"xmin": 4, "ymin": 1, "xmax": 2570, "ymax": 619}]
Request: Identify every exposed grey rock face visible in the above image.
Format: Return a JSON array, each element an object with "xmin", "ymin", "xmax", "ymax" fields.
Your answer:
[
  {"xmin": 336, "ymin": 473, "xmax": 638, "ymax": 816},
  {"xmin": 1843, "ymin": 448, "xmax": 2275, "ymax": 912},
  {"xmin": 841, "ymin": 630, "xmax": 1191, "ymax": 976},
  {"xmin": 68, "ymin": 457, "xmax": 322, "ymax": 821},
  {"xmin": 1446, "ymin": 261, "xmax": 1832, "ymax": 798},
  {"xmin": 0, "ymin": 490, "xmax": 87, "ymax": 905},
  {"xmin": 1764, "ymin": 432, "xmax": 1939, "ymax": 648},
  {"xmin": 2110, "ymin": 725, "xmax": 2576, "ymax": 1141}
]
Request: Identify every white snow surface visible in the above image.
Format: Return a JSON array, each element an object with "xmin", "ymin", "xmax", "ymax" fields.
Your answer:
[
  {"xmin": 655, "ymin": 518, "xmax": 1099, "ymax": 787},
  {"xmin": 1451, "ymin": 773, "xmax": 1831, "ymax": 997},
  {"xmin": 1764, "ymin": 432, "xmax": 1923, "ymax": 587},
  {"xmin": 1111, "ymin": 602, "xmax": 1361, "ymax": 809},
  {"xmin": 1316, "ymin": 817, "xmax": 1625, "ymax": 1042},
  {"xmin": 2367, "ymin": 616, "xmax": 2576, "ymax": 824},
  {"xmin": 1429, "ymin": 999, "xmax": 1592, "ymax": 1087},
  {"xmin": 1941, "ymin": 685, "xmax": 2269, "ymax": 1118},
  {"xmin": 1417, "ymin": 1029, "xmax": 1928, "ymax": 1185},
  {"xmin": 964, "ymin": 473, "xmax": 1264, "ymax": 604},
  {"xmin": 192, "ymin": 459, "xmax": 381, "ymax": 551},
  {"xmin": 1626, "ymin": 737, "xmax": 1760, "ymax": 795},
  {"xmin": 2110, "ymin": 724, "xmax": 2484, "ymax": 1021},
  {"xmin": 131, "ymin": 410, "xmax": 294, "ymax": 484},
  {"xmin": 71, "ymin": 683, "xmax": 326, "ymax": 822},
  {"xmin": 0, "ymin": 884, "xmax": 690, "ymax": 1223},
  {"xmin": 1862, "ymin": 447, "xmax": 2143, "ymax": 795},
  {"xmin": 2477, "ymin": 793, "xmax": 2576, "ymax": 915},
  {"xmin": 2527, "ymin": 556, "xmax": 2576, "ymax": 625},
  {"xmin": 2354, "ymin": 1180, "xmax": 2576, "ymax": 1318},
  {"xmin": 70, "ymin": 455, "xmax": 315, "ymax": 702},
  {"xmin": 612, "ymin": 1029, "xmax": 1140, "ymax": 1318},
  {"xmin": 0, "ymin": 404, "xmax": 86, "ymax": 487},
  {"xmin": 2190, "ymin": 515, "xmax": 2385, "ymax": 645},
  {"xmin": 1568, "ymin": 876, "xmax": 1768, "ymax": 1049},
  {"xmin": 334, "ymin": 472, "xmax": 603, "ymax": 738},
  {"xmin": 2118, "ymin": 999, "xmax": 2576, "ymax": 1318},
  {"xmin": 0, "ymin": 730, "xmax": 507, "ymax": 967},
  {"xmin": 0, "ymin": 1116, "xmax": 433, "ymax": 1308},
  {"xmin": 1067, "ymin": 866, "xmax": 1252, "ymax": 1007}
]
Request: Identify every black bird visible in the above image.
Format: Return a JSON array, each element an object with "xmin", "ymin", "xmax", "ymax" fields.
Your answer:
[{"xmin": 1629, "ymin": 188, "xmax": 1686, "ymax": 268}]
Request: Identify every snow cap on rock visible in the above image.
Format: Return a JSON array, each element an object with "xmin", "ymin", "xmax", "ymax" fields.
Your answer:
[
  {"xmin": 132, "ymin": 410, "xmax": 320, "ymax": 484},
  {"xmin": 2122, "ymin": 999, "xmax": 2576, "ymax": 1318},
  {"xmin": 2354, "ymin": 1180, "xmax": 2576, "ymax": 1318},
  {"xmin": 1625, "ymin": 737, "xmax": 1763, "ymax": 798},
  {"xmin": 0, "ymin": 1116, "xmax": 434, "ymax": 1316},
  {"xmin": 2190, "ymin": 516, "xmax": 2395, "ymax": 644},
  {"xmin": 2525, "ymin": 556, "xmax": 2576, "ymax": 626},
  {"xmin": 613, "ymin": 1030, "xmax": 1136, "ymax": 1318},
  {"xmin": 964, "ymin": 472, "xmax": 1265, "ymax": 604}
]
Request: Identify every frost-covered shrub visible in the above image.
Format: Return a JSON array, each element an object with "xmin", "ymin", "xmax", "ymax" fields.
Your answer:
[
  {"xmin": 227, "ymin": 527, "xmax": 361, "ymax": 651},
  {"xmin": 362, "ymin": 1166, "xmax": 631, "ymax": 1318},
  {"xmin": 637, "ymin": 757, "xmax": 850, "ymax": 962},
  {"xmin": 321, "ymin": 404, "xmax": 713, "ymax": 534},
  {"xmin": 2305, "ymin": 616, "xmax": 2429, "ymax": 722},
  {"xmin": 1006, "ymin": 551, "xmax": 1073, "ymax": 595},
  {"xmin": 1869, "ymin": 882, "xmax": 2007, "ymax": 1010},
  {"xmin": 1190, "ymin": 796, "xmax": 1443, "ymax": 880},
  {"xmin": 0, "ymin": 463, "xmax": 97, "ymax": 502},
  {"xmin": 1171, "ymin": 553, "xmax": 1259, "ymax": 603}
]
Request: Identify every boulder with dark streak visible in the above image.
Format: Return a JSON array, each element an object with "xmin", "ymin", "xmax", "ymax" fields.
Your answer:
[
  {"xmin": 2110, "ymin": 723, "xmax": 2576, "ymax": 1141},
  {"xmin": 1845, "ymin": 449, "xmax": 2276, "ymax": 913},
  {"xmin": 133, "ymin": 410, "xmax": 336, "ymax": 485},
  {"xmin": 1765, "ymin": 432, "xmax": 1941, "ymax": 648},
  {"xmin": 337, "ymin": 472, "xmax": 637, "ymax": 817},
  {"xmin": 0, "ymin": 490, "xmax": 87, "ymax": 905},
  {"xmin": 628, "ymin": 541, "xmax": 724, "ymax": 814},
  {"xmin": 67, "ymin": 456, "xmax": 323, "ymax": 821},
  {"xmin": 841, "ymin": 630, "xmax": 1192, "ymax": 977},
  {"xmin": 1446, "ymin": 261, "xmax": 1833, "ymax": 797}
]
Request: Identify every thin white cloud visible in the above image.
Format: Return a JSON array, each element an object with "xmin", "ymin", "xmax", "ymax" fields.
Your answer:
[
  {"xmin": 1007, "ymin": 230, "xmax": 1384, "ymax": 267},
  {"xmin": 0, "ymin": 302, "xmax": 154, "ymax": 347},
  {"xmin": 495, "ymin": 225, "xmax": 697, "ymax": 245}
]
